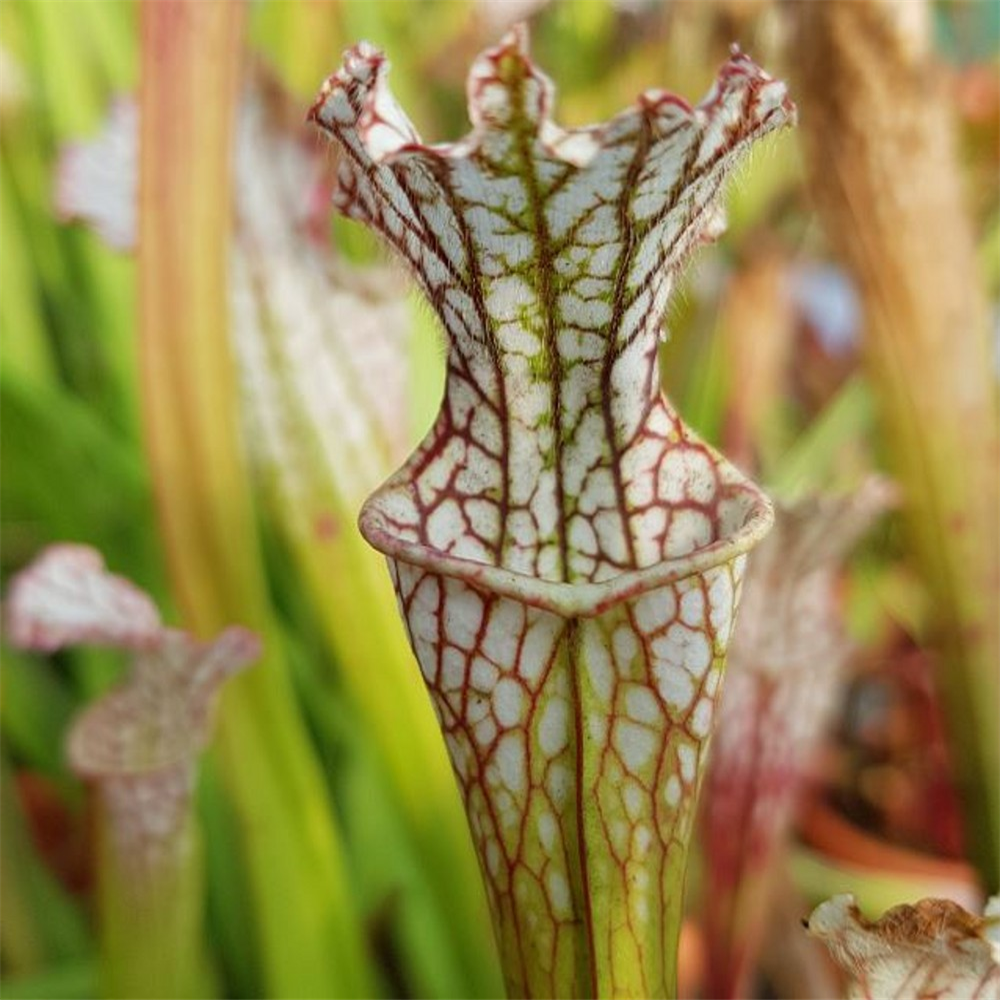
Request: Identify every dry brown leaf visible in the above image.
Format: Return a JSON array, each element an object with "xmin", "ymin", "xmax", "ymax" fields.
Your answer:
[{"xmin": 807, "ymin": 893, "xmax": 1000, "ymax": 1000}]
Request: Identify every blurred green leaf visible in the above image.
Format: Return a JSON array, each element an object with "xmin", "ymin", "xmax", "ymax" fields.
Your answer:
[
  {"xmin": 0, "ymin": 959, "xmax": 95, "ymax": 1000},
  {"xmin": 0, "ymin": 749, "xmax": 90, "ymax": 976}
]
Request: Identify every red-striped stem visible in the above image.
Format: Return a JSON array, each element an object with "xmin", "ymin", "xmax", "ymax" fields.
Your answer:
[{"xmin": 700, "ymin": 478, "xmax": 898, "ymax": 998}]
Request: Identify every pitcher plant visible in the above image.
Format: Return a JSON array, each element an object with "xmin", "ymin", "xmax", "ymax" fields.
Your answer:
[{"xmin": 311, "ymin": 25, "xmax": 793, "ymax": 998}]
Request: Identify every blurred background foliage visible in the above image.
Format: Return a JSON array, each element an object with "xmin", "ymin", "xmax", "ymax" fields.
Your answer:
[{"xmin": 0, "ymin": 1, "xmax": 997, "ymax": 998}]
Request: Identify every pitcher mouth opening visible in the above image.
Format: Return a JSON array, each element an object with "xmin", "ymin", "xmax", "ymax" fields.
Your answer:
[{"xmin": 359, "ymin": 480, "xmax": 773, "ymax": 619}]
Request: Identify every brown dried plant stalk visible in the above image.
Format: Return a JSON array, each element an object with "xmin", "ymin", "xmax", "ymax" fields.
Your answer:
[{"xmin": 789, "ymin": 0, "xmax": 1000, "ymax": 888}]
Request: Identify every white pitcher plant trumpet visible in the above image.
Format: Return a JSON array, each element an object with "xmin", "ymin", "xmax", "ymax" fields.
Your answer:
[{"xmin": 311, "ymin": 25, "xmax": 794, "ymax": 998}]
